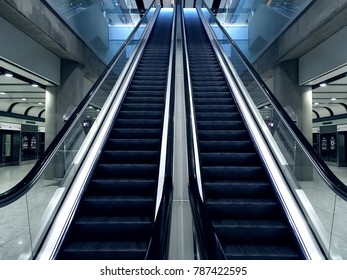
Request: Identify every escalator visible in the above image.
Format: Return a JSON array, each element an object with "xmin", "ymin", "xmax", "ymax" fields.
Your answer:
[
  {"xmin": 184, "ymin": 10, "xmax": 305, "ymax": 260},
  {"xmin": 55, "ymin": 10, "xmax": 173, "ymax": 260}
]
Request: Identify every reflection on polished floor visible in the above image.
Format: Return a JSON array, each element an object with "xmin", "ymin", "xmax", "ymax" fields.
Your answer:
[
  {"xmin": 0, "ymin": 162, "xmax": 347, "ymax": 259},
  {"xmin": 298, "ymin": 165, "xmax": 347, "ymax": 259},
  {"xmin": 0, "ymin": 163, "xmax": 60, "ymax": 259}
]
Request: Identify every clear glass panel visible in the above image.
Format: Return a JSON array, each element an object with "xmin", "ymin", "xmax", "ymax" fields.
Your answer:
[
  {"xmin": 45, "ymin": 0, "xmax": 156, "ymax": 64},
  {"xmin": 199, "ymin": 5, "xmax": 347, "ymax": 259},
  {"xmin": 201, "ymin": 0, "xmax": 313, "ymax": 62},
  {"xmin": 0, "ymin": 6, "xmax": 156, "ymax": 260},
  {"xmin": 0, "ymin": 196, "xmax": 31, "ymax": 259},
  {"xmin": 332, "ymin": 195, "xmax": 347, "ymax": 258}
]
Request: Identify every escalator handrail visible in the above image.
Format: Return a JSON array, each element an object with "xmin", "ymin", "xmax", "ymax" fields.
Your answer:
[
  {"xmin": 199, "ymin": 1, "xmax": 347, "ymax": 201},
  {"xmin": 182, "ymin": 7, "xmax": 226, "ymax": 260},
  {"xmin": 0, "ymin": 0, "xmax": 158, "ymax": 207},
  {"xmin": 146, "ymin": 175, "xmax": 173, "ymax": 259}
]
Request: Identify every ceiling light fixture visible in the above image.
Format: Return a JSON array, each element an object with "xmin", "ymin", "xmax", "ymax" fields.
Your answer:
[
  {"xmin": 319, "ymin": 83, "xmax": 327, "ymax": 87},
  {"xmin": 5, "ymin": 73, "xmax": 13, "ymax": 77},
  {"xmin": 0, "ymin": 92, "xmax": 6, "ymax": 95},
  {"xmin": 22, "ymin": 98, "xmax": 27, "ymax": 101},
  {"xmin": 32, "ymin": 83, "xmax": 39, "ymax": 87},
  {"xmin": 331, "ymin": 97, "xmax": 336, "ymax": 101}
]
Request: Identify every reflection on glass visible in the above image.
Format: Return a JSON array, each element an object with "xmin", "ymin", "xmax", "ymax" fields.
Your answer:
[
  {"xmin": 202, "ymin": 0, "xmax": 312, "ymax": 62},
  {"xmin": 45, "ymin": 0, "xmax": 155, "ymax": 64},
  {"xmin": 4, "ymin": 134, "xmax": 11, "ymax": 157}
]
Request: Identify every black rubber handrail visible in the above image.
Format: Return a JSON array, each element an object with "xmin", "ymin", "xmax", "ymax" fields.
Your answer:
[
  {"xmin": 0, "ymin": 1, "xmax": 157, "ymax": 207},
  {"xmin": 200, "ymin": 1, "xmax": 347, "ymax": 201}
]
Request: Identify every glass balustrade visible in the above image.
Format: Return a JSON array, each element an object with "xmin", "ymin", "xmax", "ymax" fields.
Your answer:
[
  {"xmin": 199, "ymin": 0, "xmax": 313, "ymax": 63},
  {"xmin": 45, "ymin": 0, "xmax": 157, "ymax": 64}
]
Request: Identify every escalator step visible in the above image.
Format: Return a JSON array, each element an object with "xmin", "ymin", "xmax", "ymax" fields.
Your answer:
[
  {"xmin": 197, "ymin": 120, "xmax": 245, "ymax": 130},
  {"xmin": 94, "ymin": 163, "xmax": 158, "ymax": 179},
  {"xmin": 109, "ymin": 128, "xmax": 162, "ymax": 139},
  {"xmin": 200, "ymin": 152, "xmax": 260, "ymax": 166},
  {"xmin": 60, "ymin": 241, "xmax": 148, "ymax": 260},
  {"xmin": 99, "ymin": 150, "xmax": 160, "ymax": 164},
  {"xmin": 199, "ymin": 140, "xmax": 253, "ymax": 153},
  {"xmin": 88, "ymin": 179, "xmax": 157, "ymax": 196},
  {"xmin": 212, "ymin": 219, "xmax": 291, "ymax": 245},
  {"xmin": 201, "ymin": 166, "xmax": 267, "ymax": 181},
  {"xmin": 122, "ymin": 103, "xmax": 164, "ymax": 111},
  {"xmin": 104, "ymin": 139, "xmax": 161, "ymax": 151},
  {"xmin": 70, "ymin": 216, "xmax": 152, "ymax": 241},
  {"xmin": 115, "ymin": 119, "xmax": 163, "ymax": 129},
  {"xmin": 126, "ymin": 90, "xmax": 166, "ymax": 97},
  {"xmin": 194, "ymin": 97, "xmax": 235, "ymax": 105},
  {"xmin": 205, "ymin": 198, "xmax": 280, "ymax": 220},
  {"xmin": 131, "ymin": 79, "xmax": 166, "ymax": 86},
  {"xmin": 223, "ymin": 245, "xmax": 301, "ymax": 260},
  {"xmin": 117, "ymin": 111, "xmax": 163, "ymax": 119},
  {"xmin": 80, "ymin": 196, "xmax": 154, "ymax": 216},
  {"xmin": 204, "ymin": 181, "xmax": 272, "ymax": 199},
  {"xmin": 193, "ymin": 91, "xmax": 232, "ymax": 98},
  {"xmin": 124, "ymin": 96, "xmax": 165, "ymax": 104},
  {"xmin": 128, "ymin": 84, "xmax": 166, "ymax": 91},
  {"xmin": 195, "ymin": 112, "xmax": 241, "ymax": 121},
  {"xmin": 193, "ymin": 85, "xmax": 230, "ymax": 92},
  {"xmin": 198, "ymin": 130, "xmax": 248, "ymax": 141},
  {"xmin": 194, "ymin": 104, "xmax": 239, "ymax": 113}
]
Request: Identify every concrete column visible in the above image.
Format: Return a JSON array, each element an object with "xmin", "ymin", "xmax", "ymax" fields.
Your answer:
[
  {"xmin": 45, "ymin": 60, "xmax": 85, "ymax": 179},
  {"xmin": 273, "ymin": 59, "xmax": 313, "ymax": 180}
]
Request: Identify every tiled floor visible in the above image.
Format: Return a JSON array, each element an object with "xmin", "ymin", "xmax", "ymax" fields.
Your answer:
[
  {"xmin": 0, "ymin": 162, "xmax": 347, "ymax": 259},
  {"xmin": 0, "ymin": 163, "xmax": 35, "ymax": 193},
  {"xmin": 298, "ymin": 165, "xmax": 347, "ymax": 259},
  {"xmin": 0, "ymin": 163, "xmax": 60, "ymax": 259}
]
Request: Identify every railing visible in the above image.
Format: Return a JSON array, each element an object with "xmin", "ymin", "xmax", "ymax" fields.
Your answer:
[
  {"xmin": 0, "ymin": 2, "xmax": 158, "ymax": 260},
  {"xmin": 199, "ymin": 1, "xmax": 347, "ymax": 259}
]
